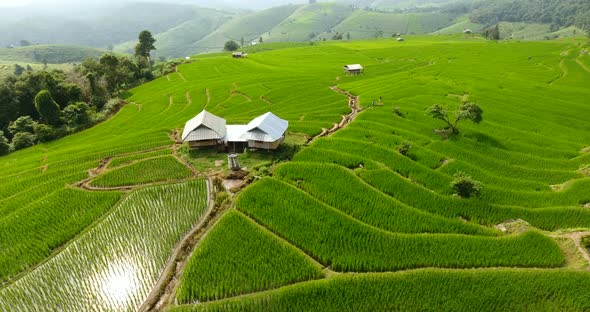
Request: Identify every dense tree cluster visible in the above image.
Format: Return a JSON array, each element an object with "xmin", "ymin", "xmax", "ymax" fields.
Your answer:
[
  {"xmin": 470, "ymin": 0, "xmax": 590, "ymax": 35},
  {"xmin": 0, "ymin": 30, "xmax": 165, "ymax": 155},
  {"xmin": 0, "ymin": 52, "xmax": 155, "ymax": 155}
]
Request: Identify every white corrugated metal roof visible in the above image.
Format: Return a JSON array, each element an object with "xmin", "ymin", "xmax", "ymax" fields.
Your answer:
[
  {"xmin": 344, "ymin": 64, "xmax": 363, "ymax": 70},
  {"xmin": 182, "ymin": 110, "xmax": 227, "ymax": 142},
  {"xmin": 241, "ymin": 112, "xmax": 288, "ymax": 142},
  {"xmin": 184, "ymin": 127, "xmax": 222, "ymax": 141},
  {"xmin": 226, "ymin": 125, "xmax": 249, "ymax": 143}
]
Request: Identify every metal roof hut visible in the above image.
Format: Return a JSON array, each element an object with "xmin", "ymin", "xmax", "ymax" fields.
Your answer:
[
  {"xmin": 232, "ymin": 52, "xmax": 248, "ymax": 58},
  {"xmin": 240, "ymin": 112, "xmax": 288, "ymax": 150},
  {"xmin": 182, "ymin": 110, "xmax": 227, "ymax": 149},
  {"xmin": 397, "ymin": 37, "xmax": 405, "ymax": 42},
  {"xmin": 344, "ymin": 64, "xmax": 364, "ymax": 75}
]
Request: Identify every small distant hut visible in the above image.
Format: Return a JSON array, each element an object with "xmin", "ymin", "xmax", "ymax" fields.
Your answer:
[
  {"xmin": 232, "ymin": 52, "xmax": 248, "ymax": 58},
  {"xmin": 344, "ymin": 64, "xmax": 364, "ymax": 75},
  {"xmin": 241, "ymin": 112, "xmax": 288, "ymax": 150},
  {"xmin": 181, "ymin": 110, "xmax": 227, "ymax": 149},
  {"xmin": 397, "ymin": 37, "xmax": 405, "ymax": 42},
  {"xmin": 463, "ymin": 29, "xmax": 473, "ymax": 34}
]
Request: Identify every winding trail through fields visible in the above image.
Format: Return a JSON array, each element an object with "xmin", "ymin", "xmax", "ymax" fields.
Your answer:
[
  {"xmin": 70, "ymin": 142, "xmax": 198, "ymax": 192},
  {"xmin": 231, "ymin": 83, "xmax": 252, "ymax": 102},
  {"xmin": 550, "ymin": 231, "xmax": 590, "ymax": 270},
  {"xmin": 176, "ymin": 68, "xmax": 187, "ymax": 82},
  {"xmin": 232, "ymin": 90, "xmax": 252, "ymax": 102},
  {"xmin": 185, "ymin": 92, "xmax": 192, "ymax": 106},
  {"xmin": 549, "ymin": 59, "xmax": 568, "ymax": 85},
  {"xmin": 308, "ymin": 86, "xmax": 362, "ymax": 143},
  {"xmin": 260, "ymin": 95, "xmax": 273, "ymax": 105},
  {"xmin": 576, "ymin": 58, "xmax": 590, "ymax": 74}
]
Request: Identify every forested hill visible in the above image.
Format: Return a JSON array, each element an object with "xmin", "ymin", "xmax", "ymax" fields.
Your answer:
[{"xmin": 470, "ymin": 0, "xmax": 590, "ymax": 30}]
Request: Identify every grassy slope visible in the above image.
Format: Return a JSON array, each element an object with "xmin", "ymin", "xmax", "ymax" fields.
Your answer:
[
  {"xmin": 0, "ymin": 45, "xmax": 106, "ymax": 64},
  {"xmin": 114, "ymin": 7, "xmax": 232, "ymax": 58},
  {"xmin": 0, "ymin": 2, "xmax": 201, "ymax": 50},
  {"xmin": 334, "ymin": 10, "xmax": 455, "ymax": 38},
  {"xmin": 433, "ymin": 15, "xmax": 483, "ymax": 35},
  {"xmin": 499, "ymin": 22, "xmax": 585, "ymax": 40},
  {"xmin": 263, "ymin": 3, "xmax": 353, "ymax": 42},
  {"xmin": 190, "ymin": 5, "xmax": 302, "ymax": 54},
  {"xmin": 369, "ymin": 0, "xmax": 465, "ymax": 10}
]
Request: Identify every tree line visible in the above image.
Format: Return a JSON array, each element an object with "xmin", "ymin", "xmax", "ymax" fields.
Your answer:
[
  {"xmin": 469, "ymin": 0, "xmax": 590, "ymax": 35},
  {"xmin": 0, "ymin": 31, "xmax": 158, "ymax": 156}
]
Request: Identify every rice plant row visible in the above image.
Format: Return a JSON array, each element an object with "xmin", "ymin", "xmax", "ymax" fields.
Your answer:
[
  {"xmin": 273, "ymin": 162, "xmax": 495, "ymax": 236},
  {"xmin": 0, "ymin": 180, "xmax": 208, "ymax": 312},
  {"xmin": 0, "ymin": 188, "xmax": 122, "ymax": 286},
  {"xmin": 236, "ymin": 178, "xmax": 564, "ymax": 272},
  {"xmin": 90, "ymin": 156, "xmax": 193, "ymax": 188},
  {"xmin": 308, "ymin": 136, "xmax": 590, "ymax": 209},
  {"xmin": 169, "ymin": 269, "xmax": 590, "ymax": 312},
  {"xmin": 176, "ymin": 210, "xmax": 323, "ymax": 304},
  {"xmin": 108, "ymin": 148, "xmax": 173, "ymax": 169},
  {"xmin": 360, "ymin": 169, "xmax": 590, "ymax": 231}
]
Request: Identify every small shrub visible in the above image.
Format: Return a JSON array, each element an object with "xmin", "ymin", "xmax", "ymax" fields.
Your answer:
[
  {"xmin": 12, "ymin": 132, "xmax": 37, "ymax": 150},
  {"xmin": 62, "ymin": 102, "xmax": 91, "ymax": 127},
  {"xmin": 8, "ymin": 116, "xmax": 37, "ymax": 135},
  {"xmin": 224, "ymin": 40, "xmax": 239, "ymax": 52},
  {"xmin": 215, "ymin": 191, "xmax": 231, "ymax": 209},
  {"xmin": 257, "ymin": 166, "xmax": 271, "ymax": 177},
  {"xmin": 393, "ymin": 106, "xmax": 404, "ymax": 117},
  {"xmin": 397, "ymin": 141, "xmax": 412, "ymax": 156},
  {"xmin": 451, "ymin": 172, "xmax": 483, "ymax": 198},
  {"xmin": 33, "ymin": 124, "xmax": 58, "ymax": 143}
]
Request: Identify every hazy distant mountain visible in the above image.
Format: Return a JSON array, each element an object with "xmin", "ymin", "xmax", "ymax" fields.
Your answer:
[{"xmin": 1, "ymin": 0, "xmax": 587, "ymax": 62}]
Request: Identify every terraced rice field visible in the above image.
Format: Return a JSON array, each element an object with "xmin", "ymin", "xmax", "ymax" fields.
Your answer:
[
  {"xmin": 0, "ymin": 181, "xmax": 208, "ymax": 311},
  {"xmin": 1, "ymin": 36, "xmax": 590, "ymax": 311},
  {"xmin": 173, "ymin": 37, "xmax": 590, "ymax": 310}
]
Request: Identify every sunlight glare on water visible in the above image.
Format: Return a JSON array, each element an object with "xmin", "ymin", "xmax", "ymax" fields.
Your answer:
[{"xmin": 98, "ymin": 260, "xmax": 141, "ymax": 310}]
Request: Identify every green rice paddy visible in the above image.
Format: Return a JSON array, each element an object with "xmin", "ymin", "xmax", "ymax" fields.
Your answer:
[{"xmin": 1, "ymin": 35, "xmax": 590, "ymax": 311}]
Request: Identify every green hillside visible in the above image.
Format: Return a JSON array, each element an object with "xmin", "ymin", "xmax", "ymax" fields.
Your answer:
[
  {"xmin": 114, "ymin": 7, "xmax": 233, "ymax": 58},
  {"xmin": 0, "ymin": 45, "xmax": 106, "ymax": 64},
  {"xmin": 1, "ymin": 36, "xmax": 590, "ymax": 311},
  {"xmin": 0, "ymin": 2, "xmax": 204, "ymax": 49},
  {"xmin": 368, "ymin": 0, "xmax": 466, "ymax": 10},
  {"xmin": 334, "ymin": 10, "xmax": 455, "ymax": 38},
  {"xmin": 189, "ymin": 4, "xmax": 302, "ymax": 54},
  {"xmin": 263, "ymin": 3, "xmax": 353, "ymax": 42},
  {"xmin": 433, "ymin": 15, "xmax": 483, "ymax": 35},
  {"xmin": 498, "ymin": 23, "xmax": 585, "ymax": 40}
]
